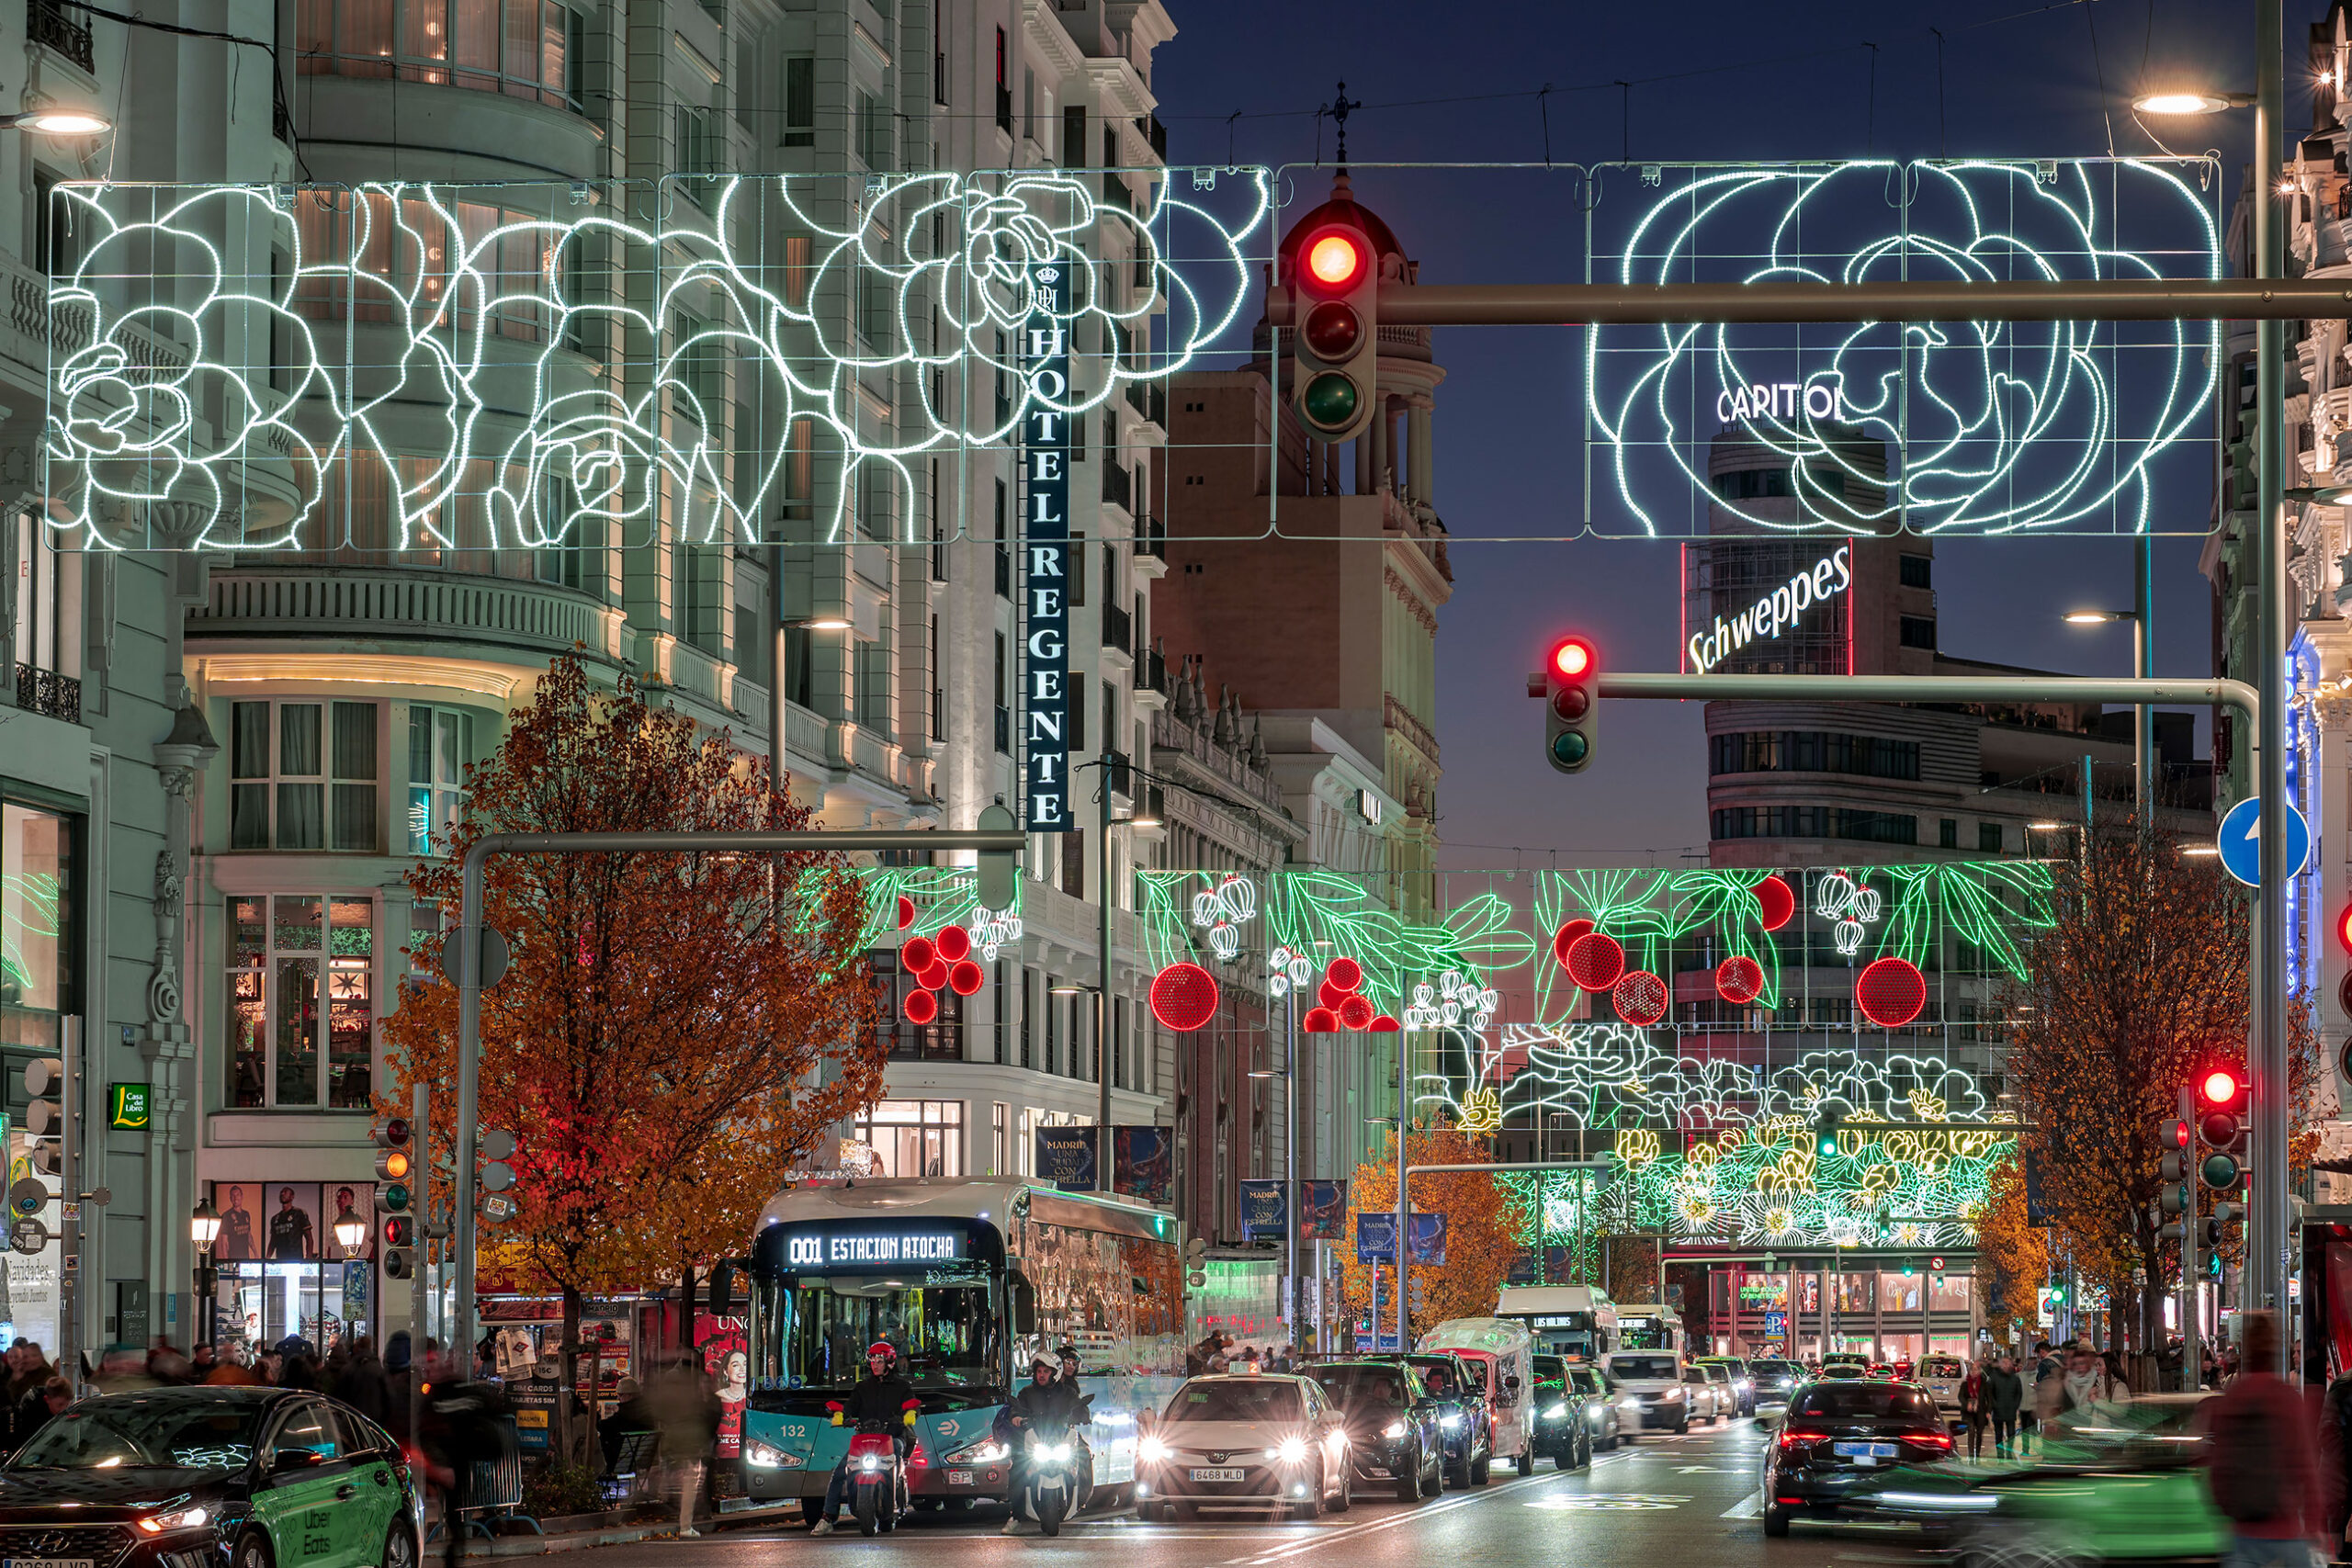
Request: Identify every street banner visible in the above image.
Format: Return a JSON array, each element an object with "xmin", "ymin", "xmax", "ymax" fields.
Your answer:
[
  {"xmin": 1035, "ymin": 1127, "xmax": 1095, "ymax": 1191},
  {"xmin": 1408, "ymin": 1213, "xmax": 1448, "ymax": 1265},
  {"xmin": 1113, "ymin": 1126, "xmax": 1171, "ymax": 1204},
  {"xmin": 1299, "ymin": 1180, "xmax": 1347, "ymax": 1239},
  {"xmin": 1021, "ymin": 260, "xmax": 1073, "ymax": 832},
  {"xmin": 1355, "ymin": 1212, "xmax": 1396, "ymax": 1263},
  {"xmin": 1238, "ymin": 1180, "xmax": 1285, "ymax": 1237}
]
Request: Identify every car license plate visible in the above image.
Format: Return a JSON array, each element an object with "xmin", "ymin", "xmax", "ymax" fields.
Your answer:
[
  {"xmin": 7, "ymin": 1558, "xmax": 95, "ymax": 1568},
  {"xmin": 947, "ymin": 1470, "xmax": 973, "ymax": 1486},
  {"xmin": 1834, "ymin": 1440, "xmax": 1897, "ymax": 1461},
  {"xmin": 1189, "ymin": 1467, "xmax": 1244, "ymax": 1483}
]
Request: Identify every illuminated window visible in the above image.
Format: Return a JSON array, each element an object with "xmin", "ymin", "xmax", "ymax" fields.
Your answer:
[
  {"xmin": 226, "ymin": 895, "xmax": 376, "ymax": 1110},
  {"xmin": 405, "ymin": 705, "xmax": 473, "ymax": 856},
  {"xmin": 853, "ymin": 1099, "xmax": 965, "ymax": 1177},
  {"xmin": 231, "ymin": 701, "xmax": 380, "ymax": 853},
  {"xmin": 0, "ymin": 803, "xmax": 76, "ymax": 1062},
  {"xmin": 297, "ymin": 0, "xmax": 582, "ymax": 112}
]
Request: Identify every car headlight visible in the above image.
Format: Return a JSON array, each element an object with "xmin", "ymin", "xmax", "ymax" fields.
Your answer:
[
  {"xmin": 1439, "ymin": 1414, "xmax": 1463, "ymax": 1430},
  {"xmin": 1383, "ymin": 1421, "xmax": 1407, "ymax": 1438},
  {"xmin": 1274, "ymin": 1438, "xmax": 1307, "ymax": 1463},
  {"xmin": 1544, "ymin": 1402, "xmax": 1569, "ymax": 1420},
  {"xmin": 1137, "ymin": 1436, "xmax": 1169, "ymax": 1464},
  {"xmin": 136, "ymin": 1507, "xmax": 210, "ymax": 1536},
  {"xmin": 1619, "ymin": 1397, "xmax": 1641, "ymax": 1411},
  {"xmin": 1664, "ymin": 1389, "xmax": 1685, "ymax": 1403},
  {"xmin": 943, "ymin": 1438, "xmax": 1009, "ymax": 1466}
]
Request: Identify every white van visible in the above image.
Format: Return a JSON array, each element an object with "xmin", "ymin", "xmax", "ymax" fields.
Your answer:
[{"xmin": 1419, "ymin": 1318, "xmax": 1538, "ymax": 1472}]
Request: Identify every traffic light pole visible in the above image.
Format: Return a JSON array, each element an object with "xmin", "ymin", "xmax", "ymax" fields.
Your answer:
[
  {"xmin": 449, "ymin": 827, "xmax": 1028, "ymax": 1377},
  {"xmin": 2179, "ymin": 1085, "xmax": 2199, "ymax": 1389}
]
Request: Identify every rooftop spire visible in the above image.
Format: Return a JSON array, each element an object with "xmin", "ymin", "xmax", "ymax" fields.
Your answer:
[{"xmin": 1325, "ymin": 81, "xmax": 1360, "ymax": 197}]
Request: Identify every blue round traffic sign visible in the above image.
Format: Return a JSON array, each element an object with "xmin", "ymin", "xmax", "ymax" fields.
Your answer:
[{"xmin": 2217, "ymin": 795, "xmax": 2310, "ymax": 888}]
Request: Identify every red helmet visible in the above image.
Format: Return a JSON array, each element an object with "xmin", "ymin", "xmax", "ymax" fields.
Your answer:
[{"xmin": 866, "ymin": 1341, "xmax": 897, "ymax": 1364}]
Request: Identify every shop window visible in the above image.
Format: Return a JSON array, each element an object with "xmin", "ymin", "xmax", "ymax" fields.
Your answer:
[
  {"xmin": 208, "ymin": 1180, "xmax": 378, "ymax": 1362},
  {"xmin": 852, "ymin": 1100, "xmax": 964, "ymax": 1178},
  {"xmin": 0, "ymin": 803, "xmax": 76, "ymax": 1051},
  {"xmin": 231, "ymin": 701, "xmax": 380, "ymax": 852},
  {"xmin": 406, "ymin": 705, "xmax": 473, "ymax": 855},
  {"xmin": 226, "ymin": 895, "xmax": 376, "ymax": 1110}
]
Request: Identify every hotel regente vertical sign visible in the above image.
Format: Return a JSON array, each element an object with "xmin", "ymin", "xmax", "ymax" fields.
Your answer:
[{"xmin": 1023, "ymin": 264, "xmax": 1073, "ymax": 832}]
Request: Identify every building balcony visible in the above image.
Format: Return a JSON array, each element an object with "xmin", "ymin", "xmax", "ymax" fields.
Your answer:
[
  {"xmin": 190, "ymin": 567, "xmax": 621, "ymax": 663},
  {"xmin": 1101, "ymin": 460, "xmax": 1132, "ymax": 512},
  {"xmin": 15, "ymin": 664, "xmax": 79, "ymax": 725},
  {"xmin": 996, "ymin": 84, "xmax": 1014, "ymax": 135},
  {"xmin": 28, "ymin": 0, "xmax": 92, "ymax": 72},
  {"xmin": 1102, "ymin": 601, "xmax": 1131, "ymax": 655}
]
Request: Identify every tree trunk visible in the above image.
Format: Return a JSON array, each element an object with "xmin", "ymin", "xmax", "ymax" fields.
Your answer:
[
  {"xmin": 680, "ymin": 1266, "xmax": 697, "ymax": 1357},
  {"xmin": 559, "ymin": 1284, "xmax": 583, "ymax": 1473}
]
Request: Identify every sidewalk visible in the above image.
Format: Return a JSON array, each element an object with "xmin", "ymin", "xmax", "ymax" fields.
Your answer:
[{"xmin": 447, "ymin": 1502, "xmax": 804, "ymax": 1556}]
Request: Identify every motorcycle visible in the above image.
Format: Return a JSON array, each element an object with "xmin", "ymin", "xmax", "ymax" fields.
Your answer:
[
  {"xmin": 1017, "ymin": 1420, "xmax": 1079, "ymax": 1537},
  {"xmin": 844, "ymin": 1417, "xmax": 909, "ymax": 1537}
]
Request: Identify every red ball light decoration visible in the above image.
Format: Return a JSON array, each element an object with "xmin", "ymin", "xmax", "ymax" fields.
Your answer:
[
  {"xmin": 1751, "ymin": 874, "xmax": 1796, "ymax": 932},
  {"xmin": 1338, "ymin": 993, "xmax": 1376, "ymax": 1031},
  {"xmin": 1317, "ymin": 979, "xmax": 1349, "ymax": 1010},
  {"xmin": 934, "ymin": 923, "xmax": 973, "ymax": 964},
  {"xmin": 1149, "ymin": 963, "xmax": 1221, "ymax": 1032},
  {"xmin": 1368, "ymin": 1014, "xmax": 1401, "ymax": 1032},
  {"xmin": 902, "ymin": 988, "xmax": 938, "ymax": 1025},
  {"xmin": 1856, "ymin": 957, "xmax": 1928, "ymax": 1028},
  {"xmin": 1551, "ymin": 919, "xmax": 1596, "ymax": 968},
  {"xmin": 901, "ymin": 936, "xmax": 937, "ymax": 974},
  {"xmin": 947, "ymin": 959, "xmax": 984, "ymax": 996},
  {"xmin": 1611, "ymin": 970, "xmax": 1668, "ymax": 1027},
  {"xmin": 915, "ymin": 962, "xmax": 949, "ymax": 992},
  {"xmin": 1326, "ymin": 956, "xmax": 1363, "ymax": 993},
  {"xmin": 1564, "ymin": 931, "xmax": 1625, "ymax": 992},
  {"xmin": 1302, "ymin": 1006, "xmax": 1340, "ymax": 1032},
  {"xmin": 1715, "ymin": 954, "xmax": 1764, "ymax": 1005},
  {"xmin": 895, "ymin": 895, "xmax": 915, "ymax": 931}
]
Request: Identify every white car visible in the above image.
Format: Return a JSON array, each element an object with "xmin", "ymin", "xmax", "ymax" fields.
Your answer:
[
  {"xmin": 1686, "ymin": 1363, "xmax": 1728, "ymax": 1423},
  {"xmin": 1600, "ymin": 1351, "xmax": 1697, "ymax": 1433},
  {"xmin": 1134, "ymin": 1374, "xmax": 1354, "ymax": 1521},
  {"xmin": 1917, "ymin": 1354, "xmax": 1968, "ymax": 1417}
]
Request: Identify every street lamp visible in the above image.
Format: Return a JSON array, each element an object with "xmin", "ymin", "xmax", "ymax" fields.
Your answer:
[
  {"xmin": 333, "ymin": 1209, "xmax": 369, "ymax": 1259},
  {"xmin": 2132, "ymin": 90, "xmax": 2256, "ymax": 114},
  {"xmin": 0, "ymin": 110, "xmax": 110, "ymax": 134},
  {"xmin": 2060, "ymin": 604, "xmax": 2151, "ymax": 821},
  {"xmin": 189, "ymin": 1201, "xmax": 220, "ymax": 1348}
]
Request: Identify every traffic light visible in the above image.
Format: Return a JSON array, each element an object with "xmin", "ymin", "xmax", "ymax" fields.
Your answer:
[
  {"xmin": 1285, "ymin": 214, "xmax": 1378, "ymax": 443},
  {"xmin": 2205, "ymin": 1201, "xmax": 2245, "ymax": 1248},
  {"xmin": 374, "ymin": 1117, "xmax": 414, "ymax": 1280},
  {"xmin": 23, "ymin": 1057, "xmax": 62, "ymax": 1177},
  {"xmin": 1813, "ymin": 1106, "xmax": 1843, "ymax": 1158},
  {"xmin": 2199, "ymin": 1070, "xmax": 2249, "ymax": 1190},
  {"xmin": 1539, "ymin": 636, "xmax": 1600, "ymax": 774}
]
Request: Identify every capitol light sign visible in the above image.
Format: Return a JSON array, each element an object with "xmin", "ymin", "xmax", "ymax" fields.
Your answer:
[{"xmin": 1687, "ymin": 544, "xmax": 1851, "ymax": 673}]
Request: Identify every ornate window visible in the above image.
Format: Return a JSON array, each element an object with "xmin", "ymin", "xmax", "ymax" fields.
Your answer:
[{"xmin": 297, "ymin": 0, "xmax": 582, "ymax": 112}]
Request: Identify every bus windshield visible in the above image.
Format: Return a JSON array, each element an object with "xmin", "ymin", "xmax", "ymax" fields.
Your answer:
[{"xmin": 781, "ymin": 1279, "xmax": 997, "ymax": 1386}]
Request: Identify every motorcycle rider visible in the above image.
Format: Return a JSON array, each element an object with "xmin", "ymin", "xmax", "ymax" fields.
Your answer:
[
  {"xmin": 1001, "ymin": 1355, "xmax": 1087, "ymax": 1536},
  {"xmin": 808, "ymin": 1342, "xmax": 920, "ymax": 1537}
]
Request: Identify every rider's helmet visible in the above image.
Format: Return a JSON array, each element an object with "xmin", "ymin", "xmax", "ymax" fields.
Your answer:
[
  {"xmin": 866, "ymin": 1341, "xmax": 897, "ymax": 1366},
  {"xmin": 1030, "ymin": 1356, "xmax": 1057, "ymax": 1379}
]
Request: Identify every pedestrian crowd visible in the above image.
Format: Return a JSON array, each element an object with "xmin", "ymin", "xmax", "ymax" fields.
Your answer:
[
  {"xmin": 1952, "ymin": 1336, "xmax": 2129, "ymax": 1460},
  {"xmin": 1184, "ymin": 1332, "xmax": 1294, "ymax": 1375}
]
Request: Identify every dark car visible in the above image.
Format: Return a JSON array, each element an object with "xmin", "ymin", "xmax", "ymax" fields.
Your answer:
[
  {"xmin": 1399, "ymin": 1354, "xmax": 1493, "ymax": 1486},
  {"xmin": 0, "ymin": 1385, "xmax": 422, "ymax": 1568},
  {"xmin": 1749, "ymin": 1359, "xmax": 1804, "ymax": 1404},
  {"xmin": 1304, "ymin": 1360, "xmax": 1444, "ymax": 1504},
  {"xmin": 1760, "ymin": 1379, "xmax": 1955, "ymax": 1536},
  {"xmin": 1529, "ymin": 1355, "xmax": 1596, "ymax": 1469}
]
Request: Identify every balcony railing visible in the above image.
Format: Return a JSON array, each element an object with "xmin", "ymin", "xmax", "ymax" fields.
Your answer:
[
  {"xmin": 29, "ymin": 0, "xmax": 92, "ymax": 71},
  {"xmin": 1102, "ymin": 602, "xmax": 1131, "ymax": 655},
  {"xmin": 995, "ymin": 705, "xmax": 1012, "ymax": 755},
  {"xmin": 1101, "ymin": 460, "xmax": 1132, "ymax": 512},
  {"xmin": 996, "ymin": 84, "xmax": 1013, "ymax": 135},
  {"xmin": 16, "ymin": 664, "xmax": 79, "ymax": 724},
  {"xmin": 1134, "ymin": 114, "xmax": 1168, "ymax": 161},
  {"xmin": 995, "ymin": 546, "xmax": 1012, "ymax": 600},
  {"xmin": 1105, "ymin": 749, "xmax": 1133, "ymax": 803},
  {"xmin": 1134, "ymin": 647, "xmax": 1168, "ymax": 695},
  {"xmin": 1136, "ymin": 513, "xmax": 1166, "ymax": 558}
]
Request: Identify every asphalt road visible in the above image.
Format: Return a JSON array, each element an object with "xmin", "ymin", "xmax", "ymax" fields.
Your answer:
[{"xmin": 578, "ymin": 1415, "xmax": 1920, "ymax": 1568}]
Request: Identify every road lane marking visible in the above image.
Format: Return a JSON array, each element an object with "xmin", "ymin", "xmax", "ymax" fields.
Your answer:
[
  {"xmin": 1721, "ymin": 1490, "xmax": 1763, "ymax": 1519},
  {"xmin": 1217, "ymin": 1469, "xmax": 1558, "ymax": 1565}
]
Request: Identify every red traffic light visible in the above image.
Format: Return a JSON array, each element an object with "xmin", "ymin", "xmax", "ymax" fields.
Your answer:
[
  {"xmin": 2339, "ymin": 901, "xmax": 2352, "ymax": 953},
  {"xmin": 1304, "ymin": 229, "xmax": 1368, "ymax": 290},
  {"xmin": 1551, "ymin": 637, "xmax": 1595, "ymax": 680},
  {"xmin": 2200, "ymin": 1069, "xmax": 2242, "ymax": 1107},
  {"xmin": 382, "ymin": 1215, "xmax": 416, "ymax": 1247}
]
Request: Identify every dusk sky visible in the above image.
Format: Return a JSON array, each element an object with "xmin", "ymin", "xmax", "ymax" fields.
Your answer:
[{"xmin": 1149, "ymin": 0, "xmax": 2306, "ymax": 872}]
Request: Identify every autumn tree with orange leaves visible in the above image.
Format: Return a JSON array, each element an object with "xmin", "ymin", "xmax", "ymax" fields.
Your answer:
[
  {"xmin": 1340, "ymin": 1124, "xmax": 1528, "ymax": 1345},
  {"xmin": 2007, "ymin": 822, "xmax": 2318, "ymax": 1354},
  {"xmin": 385, "ymin": 654, "xmax": 879, "ymax": 1453},
  {"xmin": 1973, "ymin": 1157, "xmax": 2047, "ymax": 1349}
]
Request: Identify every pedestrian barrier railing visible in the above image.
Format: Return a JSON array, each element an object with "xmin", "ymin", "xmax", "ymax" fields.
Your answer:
[{"xmin": 429, "ymin": 1415, "xmax": 544, "ymax": 1541}]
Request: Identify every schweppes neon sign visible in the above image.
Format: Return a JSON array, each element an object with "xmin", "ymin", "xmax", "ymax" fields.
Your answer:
[{"xmin": 1688, "ymin": 545, "xmax": 1852, "ymax": 673}]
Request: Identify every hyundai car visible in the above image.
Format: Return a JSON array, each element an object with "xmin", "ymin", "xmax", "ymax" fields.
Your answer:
[
  {"xmin": 1133, "ymin": 1375, "xmax": 1352, "ymax": 1521},
  {"xmin": 1530, "ymin": 1359, "xmax": 1601, "ymax": 1466},
  {"xmin": 0, "ymin": 1386, "xmax": 421, "ymax": 1568},
  {"xmin": 1304, "ymin": 1360, "xmax": 1446, "ymax": 1503},
  {"xmin": 1761, "ymin": 1379, "xmax": 1954, "ymax": 1536}
]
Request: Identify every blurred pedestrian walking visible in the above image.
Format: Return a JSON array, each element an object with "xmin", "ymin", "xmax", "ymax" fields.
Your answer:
[
  {"xmin": 1960, "ymin": 1356, "xmax": 1990, "ymax": 1460},
  {"xmin": 2202, "ymin": 1314, "xmax": 2323, "ymax": 1568},
  {"xmin": 1985, "ymin": 1353, "xmax": 2023, "ymax": 1456}
]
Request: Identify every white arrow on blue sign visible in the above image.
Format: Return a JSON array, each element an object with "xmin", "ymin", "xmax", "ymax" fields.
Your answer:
[{"xmin": 2216, "ymin": 795, "xmax": 2311, "ymax": 888}]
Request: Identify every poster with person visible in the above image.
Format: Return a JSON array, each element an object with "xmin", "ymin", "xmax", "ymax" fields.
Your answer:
[
  {"xmin": 265, "ymin": 1184, "xmax": 321, "ymax": 1261},
  {"xmin": 697, "ymin": 1315, "xmax": 749, "ymax": 1459},
  {"xmin": 323, "ymin": 1183, "xmax": 373, "ymax": 1260},
  {"xmin": 211, "ymin": 1183, "xmax": 262, "ymax": 1261}
]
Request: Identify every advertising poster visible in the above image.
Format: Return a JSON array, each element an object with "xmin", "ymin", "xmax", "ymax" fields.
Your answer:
[
  {"xmin": 1112, "ymin": 1127, "xmax": 1170, "ymax": 1204},
  {"xmin": 1298, "ymin": 1180, "xmax": 1346, "ymax": 1240},
  {"xmin": 509, "ymin": 1377, "xmax": 560, "ymax": 1454},
  {"xmin": 1035, "ymin": 1127, "xmax": 1095, "ymax": 1191},
  {"xmin": 263, "ymin": 1184, "xmax": 322, "ymax": 1261},
  {"xmin": 696, "ymin": 1314, "xmax": 749, "ymax": 1460},
  {"xmin": 324, "ymin": 1183, "xmax": 374, "ymax": 1260},
  {"xmin": 1354, "ymin": 1213, "xmax": 1396, "ymax": 1264},
  {"xmin": 1408, "ymin": 1213, "xmax": 1447, "ymax": 1265},
  {"xmin": 211, "ymin": 1182, "xmax": 263, "ymax": 1261},
  {"xmin": 1238, "ymin": 1180, "xmax": 1284, "ymax": 1237}
]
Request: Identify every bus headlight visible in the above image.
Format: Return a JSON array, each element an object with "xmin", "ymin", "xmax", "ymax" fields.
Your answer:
[
  {"xmin": 744, "ymin": 1439, "xmax": 786, "ymax": 1469},
  {"xmin": 942, "ymin": 1438, "xmax": 1009, "ymax": 1466}
]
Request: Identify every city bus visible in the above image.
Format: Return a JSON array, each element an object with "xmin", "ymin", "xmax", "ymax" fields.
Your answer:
[
  {"xmin": 1613, "ymin": 1302, "xmax": 1686, "ymax": 1357},
  {"xmin": 729, "ymin": 1179, "xmax": 1184, "ymax": 1514},
  {"xmin": 1493, "ymin": 1285, "xmax": 1619, "ymax": 1359}
]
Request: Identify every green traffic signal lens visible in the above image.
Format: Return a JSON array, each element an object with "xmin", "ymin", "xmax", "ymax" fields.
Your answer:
[
  {"xmin": 1550, "ymin": 732, "xmax": 1589, "ymax": 768},
  {"xmin": 380, "ymin": 1181, "xmax": 411, "ymax": 1212},
  {"xmin": 1300, "ymin": 371, "xmax": 1360, "ymax": 430},
  {"xmin": 2201, "ymin": 1153, "xmax": 2240, "ymax": 1188}
]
